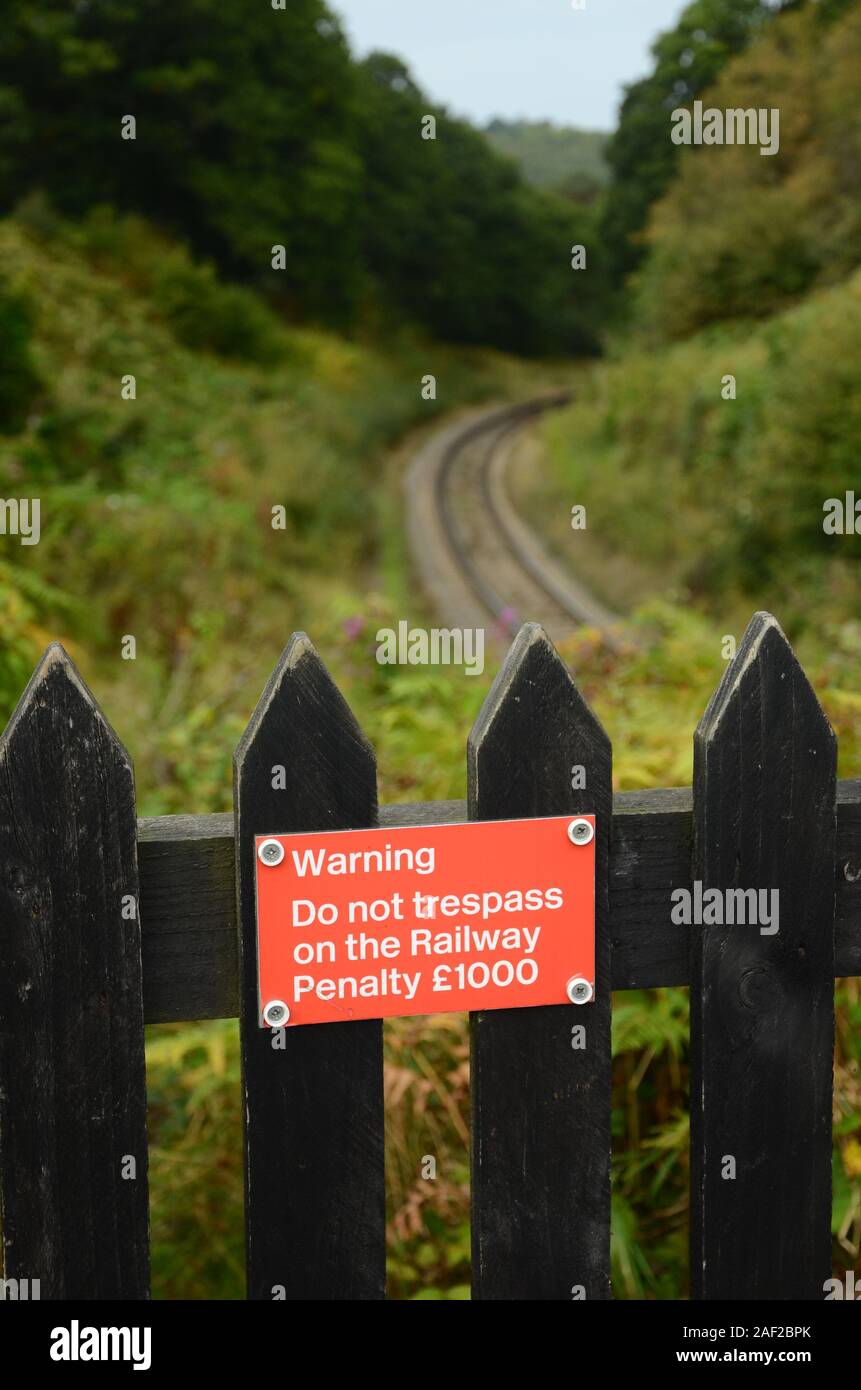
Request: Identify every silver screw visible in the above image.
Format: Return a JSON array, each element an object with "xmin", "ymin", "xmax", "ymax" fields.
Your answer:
[
  {"xmin": 258, "ymin": 838, "xmax": 285, "ymax": 866},
  {"xmin": 263, "ymin": 999, "xmax": 290, "ymax": 1027},
  {"xmin": 567, "ymin": 818, "xmax": 594, "ymax": 846},
  {"xmin": 567, "ymin": 976, "xmax": 594, "ymax": 1005}
]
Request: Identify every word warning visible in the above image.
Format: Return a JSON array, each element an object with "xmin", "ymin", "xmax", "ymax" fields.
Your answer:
[{"xmin": 254, "ymin": 815, "xmax": 596, "ymax": 1027}]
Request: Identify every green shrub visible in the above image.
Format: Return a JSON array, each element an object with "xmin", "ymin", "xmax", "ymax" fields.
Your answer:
[
  {"xmin": 151, "ymin": 250, "xmax": 284, "ymax": 363},
  {"xmin": 540, "ymin": 269, "xmax": 861, "ymax": 623},
  {"xmin": 0, "ymin": 277, "xmax": 41, "ymax": 433}
]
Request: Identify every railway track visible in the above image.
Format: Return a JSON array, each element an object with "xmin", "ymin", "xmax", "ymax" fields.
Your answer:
[{"xmin": 406, "ymin": 396, "xmax": 622, "ymax": 647}]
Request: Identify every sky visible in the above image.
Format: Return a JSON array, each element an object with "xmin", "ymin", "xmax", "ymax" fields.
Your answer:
[{"xmin": 332, "ymin": 0, "xmax": 690, "ymax": 131}]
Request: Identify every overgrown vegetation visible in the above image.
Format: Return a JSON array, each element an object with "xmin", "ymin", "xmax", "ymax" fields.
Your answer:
[
  {"xmin": 537, "ymin": 269, "xmax": 861, "ymax": 630},
  {"xmin": 601, "ymin": 0, "xmax": 798, "ymax": 286},
  {"xmin": 0, "ymin": 207, "xmax": 532, "ymax": 693},
  {"xmin": 633, "ymin": 1, "xmax": 861, "ymax": 339},
  {"xmin": 0, "ymin": 0, "xmax": 603, "ymax": 355}
]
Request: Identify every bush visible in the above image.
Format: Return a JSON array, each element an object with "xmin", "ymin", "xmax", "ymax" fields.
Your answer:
[
  {"xmin": 151, "ymin": 250, "xmax": 285, "ymax": 363},
  {"xmin": 540, "ymin": 268, "xmax": 861, "ymax": 621},
  {"xmin": 0, "ymin": 277, "xmax": 41, "ymax": 432}
]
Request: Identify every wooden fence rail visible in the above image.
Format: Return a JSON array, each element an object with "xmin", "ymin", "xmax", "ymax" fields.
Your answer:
[{"xmin": 0, "ymin": 614, "xmax": 858, "ymax": 1300}]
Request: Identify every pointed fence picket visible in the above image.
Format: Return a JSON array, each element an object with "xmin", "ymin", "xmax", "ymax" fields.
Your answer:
[
  {"xmin": 234, "ymin": 633, "xmax": 384, "ymax": 1301},
  {"xmin": 468, "ymin": 623, "xmax": 612, "ymax": 1300},
  {"xmin": 690, "ymin": 613, "xmax": 836, "ymax": 1300},
  {"xmin": 0, "ymin": 616, "xmax": 855, "ymax": 1301},
  {"xmin": 0, "ymin": 645, "xmax": 149, "ymax": 1299}
]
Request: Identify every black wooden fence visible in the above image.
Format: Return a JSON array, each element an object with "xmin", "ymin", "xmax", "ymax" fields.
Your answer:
[{"xmin": 0, "ymin": 613, "xmax": 858, "ymax": 1300}]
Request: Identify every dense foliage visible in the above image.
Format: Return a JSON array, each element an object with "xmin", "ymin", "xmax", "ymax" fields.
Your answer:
[
  {"xmin": 0, "ymin": 0, "xmax": 601, "ymax": 354},
  {"xmin": 633, "ymin": 1, "xmax": 861, "ymax": 338},
  {"xmin": 0, "ymin": 275, "xmax": 41, "ymax": 432},
  {"xmin": 0, "ymin": 208, "xmax": 539, "ymax": 685},
  {"xmin": 540, "ymin": 269, "xmax": 861, "ymax": 624},
  {"xmin": 601, "ymin": 0, "xmax": 794, "ymax": 284},
  {"xmin": 534, "ymin": 0, "xmax": 861, "ymax": 623}
]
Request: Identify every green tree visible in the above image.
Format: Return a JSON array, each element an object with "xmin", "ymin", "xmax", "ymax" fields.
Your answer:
[
  {"xmin": 0, "ymin": 1, "xmax": 612, "ymax": 353},
  {"xmin": 355, "ymin": 54, "xmax": 605, "ymax": 354},
  {"xmin": 0, "ymin": 0, "xmax": 364, "ymax": 323},
  {"xmin": 600, "ymin": 0, "xmax": 791, "ymax": 289},
  {"xmin": 633, "ymin": 1, "xmax": 861, "ymax": 339}
]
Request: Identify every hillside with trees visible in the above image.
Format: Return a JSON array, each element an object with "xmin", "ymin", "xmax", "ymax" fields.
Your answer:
[
  {"xmin": 483, "ymin": 119, "xmax": 609, "ymax": 203},
  {"xmin": 0, "ymin": 0, "xmax": 603, "ymax": 355},
  {"xmin": 538, "ymin": 0, "xmax": 861, "ymax": 626},
  {"xmin": 600, "ymin": 0, "xmax": 800, "ymax": 285},
  {"xmin": 633, "ymin": 0, "xmax": 861, "ymax": 339}
]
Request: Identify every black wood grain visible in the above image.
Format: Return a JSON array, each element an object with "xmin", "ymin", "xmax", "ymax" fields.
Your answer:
[
  {"xmin": 611, "ymin": 787, "xmax": 693, "ymax": 990},
  {"xmin": 690, "ymin": 613, "xmax": 836, "ymax": 1300},
  {"xmin": 0, "ymin": 645, "xmax": 149, "ymax": 1298},
  {"xmin": 468, "ymin": 623, "xmax": 612, "ymax": 1300},
  {"xmin": 138, "ymin": 813, "xmax": 237, "ymax": 1024},
  {"xmin": 234, "ymin": 634, "xmax": 384, "ymax": 1300}
]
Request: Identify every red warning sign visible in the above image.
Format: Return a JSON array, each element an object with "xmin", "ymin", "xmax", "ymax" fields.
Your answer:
[{"xmin": 254, "ymin": 815, "xmax": 595, "ymax": 1027}]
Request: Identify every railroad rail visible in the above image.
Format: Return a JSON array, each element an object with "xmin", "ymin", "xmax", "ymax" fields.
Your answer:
[{"xmin": 406, "ymin": 396, "xmax": 622, "ymax": 645}]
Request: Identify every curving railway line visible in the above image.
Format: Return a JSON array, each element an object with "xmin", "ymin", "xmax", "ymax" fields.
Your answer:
[{"xmin": 406, "ymin": 396, "xmax": 622, "ymax": 647}]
